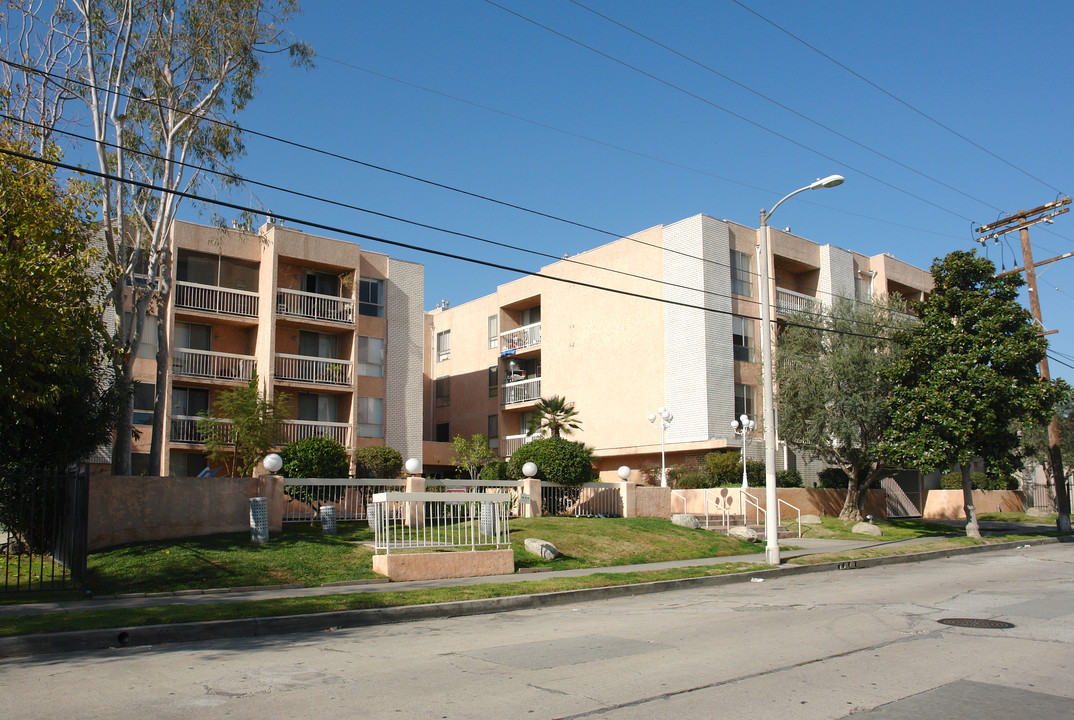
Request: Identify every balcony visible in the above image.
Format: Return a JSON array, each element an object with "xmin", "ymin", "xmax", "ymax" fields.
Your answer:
[
  {"xmin": 775, "ymin": 288, "xmax": 821, "ymax": 317},
  {"xmin": 173, "ymin": 348, "xmax": 256, "ymax": 383},
  {"xmin": 500, "ymin": 322, "xmax": 541, "ymax": 355},
  {"xmin": 281, "ymin": 420, "xmax": 350, "ymax": 446},
  {"xmin": 276, "ymin": 288, "xmax": 354, "ymax": 325},
  {"xmin": 500, "ymin": 432, "xmax": 539, "ymax": 458},
  {"xmin": 275, "ymin": 353, "xmax": 353, "ymax": 387},
  {"xmin": 170, "ymin": 415, "xmax": 231, "ymax": 444},
  {"xmin": 502, "ymin": 376, "xmax": 541, "ymax": 406},
  {"xmin": 175, "ymin": 281, "xmax": 258, "ymax": 318}
]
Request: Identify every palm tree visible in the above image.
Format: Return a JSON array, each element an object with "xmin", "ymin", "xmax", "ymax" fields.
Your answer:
[{"xmin": 528, "ymin": 396, "xmax": 582, "ymax": 439}]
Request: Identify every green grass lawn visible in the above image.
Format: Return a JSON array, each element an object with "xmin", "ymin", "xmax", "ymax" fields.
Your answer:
[{"xmin": 782, "ymin": 516, "xmax": 960, "ymax": 541}]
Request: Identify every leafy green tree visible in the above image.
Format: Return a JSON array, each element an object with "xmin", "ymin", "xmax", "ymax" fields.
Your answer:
[
  {"xmin": 280, "ymin": 436, "xmax": 349, "ymax": 479},
  {"xmin": 507, "ymin": 438, "xmax": 594, "ymax": 486},
  {"xmin": 450, "ymin": 434, "xmax": 495, "ymax": 480},
  {"xmin": 885, "ymin": 250, "xmax": 1063, "ymax": 537},
  {"xmin": 528, "ymin": 396, "xmax": 582, "ymax": 439},
  {"xmin": 0, "ymin": 117, "xmax": 118, "ymax": 470},
  {"xmin": 1019, "ymin": 396, "xmax": 1074, "ymax": 492},
  {"xmin": 776, "ymin": 295, "xmax": 915, "ymax": 521},
  {"xmin": 353, "ymin": 446, "xmax": 403, "ymax": 479},
  {"xmin": 197, "ymin": 372, "xmax": 288, "ymax": 477},
  {"xmin": 478, "ymin": 460, "xmax": 510, "ymax": 481}
]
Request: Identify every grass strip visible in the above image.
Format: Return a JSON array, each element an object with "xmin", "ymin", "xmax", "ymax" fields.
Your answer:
[{"xmin": 786, "ymin": 533, "xmax": 1055, "ymax": 565}]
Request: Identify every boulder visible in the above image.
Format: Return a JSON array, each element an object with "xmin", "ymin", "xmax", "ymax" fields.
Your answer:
[
  {"xmin": 799, "ymin": 514, "xmax": 823, "ymax": 525},
  {"xmin": 728, "ymin": 525, "xmax": 759, "ymax": 542},
  {"xmin": 524, "ymin": 538, "xmax": 560, "ymax": 560},
  {"xmin": 671, "ymin": 513, "xmax": 700, "ymax": 530},
  {"xmin": 1026, "ymin": 507, "xmax": 1052, "ymax": 518},
  {"xmin": 851, "ymin": 521, "xmax": 883, "ymax": 537}
]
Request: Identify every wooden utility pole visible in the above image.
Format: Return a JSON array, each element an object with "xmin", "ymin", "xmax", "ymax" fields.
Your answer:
[{"xmin": 977, "ymin": 197, "xmax": 1072, "ymax": 531}]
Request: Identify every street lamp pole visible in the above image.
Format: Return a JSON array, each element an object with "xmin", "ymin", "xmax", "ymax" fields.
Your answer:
[
  {"xmin": 648, "ymin": 407, "xmax": 674, "ymax": 487},
  {"xmin": 731, "ymin": 414, "xmax": 755, "ymax": 488},
  {"xmin": 757, "ymin": 175, "xmax": 844, "ymax": 565}
]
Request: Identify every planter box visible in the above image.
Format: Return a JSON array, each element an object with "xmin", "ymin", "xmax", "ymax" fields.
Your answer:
[{"xmin": 372, "ymin": 549, "xmax": 514, "ymax": 582}]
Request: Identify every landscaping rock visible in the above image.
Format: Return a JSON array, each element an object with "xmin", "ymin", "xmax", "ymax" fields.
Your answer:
[
  {"xmin": 799, "ymin": 514, "xmax": 823, "ymax": 525},
  {"xmin": 671, "ymin": 513, "xmax": 700, "ymax": 530},
  {"xmin": 728, "ymin": 525, "xmax": 759, "ymax": 542},
  {"xmin": 1026, "ymin": 507, "xmax": 1051, "ymax": 518},
  {"xmin": 524, "ymin": 538, "xmax": 560, "ymax": 560},
  {"xmin": 851, "ymin": 521, "xmax": 883, "ymax": 537}
]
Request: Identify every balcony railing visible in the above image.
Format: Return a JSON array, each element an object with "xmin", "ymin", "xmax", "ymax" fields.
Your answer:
[
  {"xmin": 275, "ymin": 353, "xmax": 353, "ymax": 386},
  {"xmin": 170, "ymin": 415, "xmax": 231, "ymax": 444},
  {"xmin": 775, "ymin": 288, "xmax": 821, "ymax": 316},
  {"xmin": 175, "ymin": 280, "xmax": 258, "ymax": 318},
  {"xmin": 501, "ymin": 376, "xmax": 541, "ymax": 406},
  {"xmin": 500, "ymin": 432, "xmax": 539, "ymax": 457},
  {"xmin": 276, "ymin": 288, "xmax": 354, "ymax": 324},
  {"xmin": 500, "ymin": 322, "xmax": 541, "ymax": 355},
  {"xmin": 282, "ymin": 420, "xmax": 350, "ymax": 446},
  {"xmin": 173, "ymin": 348, "xmax": 256, "ymax": 383}
]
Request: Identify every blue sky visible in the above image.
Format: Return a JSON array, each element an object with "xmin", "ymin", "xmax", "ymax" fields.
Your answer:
[{"xmin": 197, "ymin": 0, "xmax": 1073, "ymax": 380}]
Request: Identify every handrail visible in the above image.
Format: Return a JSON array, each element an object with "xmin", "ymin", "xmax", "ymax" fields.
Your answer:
[
  {"xmin": 778, "ymin": 497, "xmax": 802, "ymax": 538},
  {"xmin": 670, "ymin": 490, "xmax": 687, "ymax": 517},
  {"xmin": 740, "ymin": 490, "xmax": 765, "ymax": 526},
  {"xmin": 705, "ymin": 488, "xmax": 737, "ymax": 532}
]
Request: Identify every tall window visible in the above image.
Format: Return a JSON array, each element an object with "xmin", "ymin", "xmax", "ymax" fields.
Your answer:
[
  {"xmin": 358, "ymin": 277, "xmax": 385, "ymax": 317},
  {"xmin": 487, "ymin": 314, "xmax": 499, "ymax": 349},
  {"xmin": 435, "ymin": 423, "xmax": 450, "ymax": 442},
  {"xmin": 856, "ymin": 273, "xmax": 873, "ymax": 301},
  {"xmin": 172, "ymin": 386, "xmax": 209, "ymax": 418},
  {"xmin": 522, "ymin": 305, "xmax": 541, "ymax": 326},
  {"xmin": 355, "ymin": 397, "xmax": 384, "ymax": 438},
  {"xmin": 734, "ymin": 383, "xmax": 755, "ymax": 421},
  {"xmin": 488, "ymin": 366, "xmax": 498, "ymax": 398},
  {"xmin": 133, "ymin": 382, "xmax": 155, "ymax": 425},
  {"xmin": 732, "ymin": 316, "xmax": 753, "ymax": 362},
  {"xmin": 297, "ymin": 393, "xmax": 337, "ymax": 422},
  {"xmin": 436, "ymin": 330, "xmax": 451, "ymax": 361},
  {"xmin": 731, "ymin": 250, "xmax": 753, "ymax": 297},
  {"xmin": 302, "ymin": 269, "xmax": 339, "ymax": 297},
  {"xmin": 488, "ymin": 415, "xmax": 499, "ymax": 449},
  {"xmin": 298, "ymin": 330, "xmax": 338, "ymax": 359},
  {"xmin": 174, "ymin": 321, "xmax": 211, "ymax": 351},
  {"xmin": 356, "ymin": 336, "xmax": 385, "ymax": 377},
  {"xmin": 123, "ymin": 313, "xmax": 158, "ymax": 358},
  {"xmin": 435, "ymin": 376, "xmax": 450, "ymax": 407}
]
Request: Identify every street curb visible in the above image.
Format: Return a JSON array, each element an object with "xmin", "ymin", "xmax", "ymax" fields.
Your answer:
[{"xmin": 0, "ymin": 536, "xmax": 1062, "ymax": 659}]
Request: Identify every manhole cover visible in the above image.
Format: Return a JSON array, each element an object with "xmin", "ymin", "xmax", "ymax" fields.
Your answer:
[{"xmin": 937, "ymin": 618, "xmax": 1015, "ymax": 629}]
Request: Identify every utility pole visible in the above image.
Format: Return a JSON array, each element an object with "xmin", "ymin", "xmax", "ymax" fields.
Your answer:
[{"xmin": 977, "ymin": 197, "xmax": 1072, "ymax": 532}]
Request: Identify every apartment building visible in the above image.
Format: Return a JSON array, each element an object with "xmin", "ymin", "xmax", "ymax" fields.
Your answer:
[
  {"xmin": 423, "ymin": 213, "xmax": 932, "ymax": 482},
  {"xmin": 114, "ymin": 220, "xmax": 423, "ymax": 476}
]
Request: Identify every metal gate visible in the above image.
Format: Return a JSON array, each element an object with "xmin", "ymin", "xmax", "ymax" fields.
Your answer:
[
  {"xmin": 881, "ymin": 471, "xmax": 922, "ymax": 518},
  {"xmin": 1, "ymin": 466, "xmax": 89, "ymax": 593}
]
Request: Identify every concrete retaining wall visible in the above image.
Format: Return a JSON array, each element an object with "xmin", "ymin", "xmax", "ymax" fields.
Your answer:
[
  {"xmin": 922, "ymin": 489, "xmax": 1023, "ymax": 519},
  {"xmin": 372, "ymin": 549, "xmax": 515, "ymax": 581}
]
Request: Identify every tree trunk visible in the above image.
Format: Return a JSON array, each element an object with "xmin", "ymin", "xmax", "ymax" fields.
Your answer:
[
  {"xmin": 839, "ymin": 479, "xmax": 863, "ymax": 522},
  {"xmin": 961, "ymin": 464, "xmax": 981, "ymax": 538},
  {"xmin": 148, "ymin": 309, "xmax": 168, "ymax": 475},
  {"xmin": 111, "ymin": 359, "xmax": 134, "ymax": 475}
]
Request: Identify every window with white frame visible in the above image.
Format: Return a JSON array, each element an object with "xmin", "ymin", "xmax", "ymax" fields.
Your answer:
[
  {"xmin": 732, "ymin": 316, "xmax": 753, "ymax": 362},
  {"xmin": 355, "ymin": 396, "xmax": 384, "ymax": 438},
  {"xmin": 488, "ymin": 314, "xmax": 498, "ymax": 349},
  {"xmin": 731, "ymin": 250, "xmax": 753, "ymax": 297},
  {"xmin": 436, "ymin": 329, "xmax": 451, "ymax": 361},
  {"xmin": 358, "ymin": 276, "xmax": 385, "ymax": 317},
  {"xmin": 355, "ymin": 336, "xmax": 385, "ymax": 377},
  {"xmin": 856, "ymin": 273, "xmax": 873, "ymax": 301},
  {"xmin": 734, "ymin": 383, "xmax": 755, "ymax": 421}
]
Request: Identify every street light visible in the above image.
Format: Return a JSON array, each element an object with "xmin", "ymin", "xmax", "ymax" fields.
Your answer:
[
  {"xmin": 730, "ymin": 414, "xmax": 756, "ymax": 488},
  {"xmin": 648, "ymin": 407, "xmax": 674, "ymax": 487},
  {"xmin": 757, "ymin": 174, "xmax": 844, "ymax": 565}
]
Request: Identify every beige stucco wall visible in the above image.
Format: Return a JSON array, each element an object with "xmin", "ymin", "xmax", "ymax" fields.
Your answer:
[
  {"xmin": 372, "ymin": 549, "xmax": 514, "ymax": 581},
  {"xmin": 88, "ymin": 475, "xmax": 284, "ymax": 550},
  {"xmin": 922, "ymin": 489, "xmax": 1024, "ymax": 519},
  {"xmin": 667, "ymin": 488, "xmax": 886, "ymax": 518}
]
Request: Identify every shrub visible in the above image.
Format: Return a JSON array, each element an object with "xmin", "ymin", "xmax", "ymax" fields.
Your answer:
[
  {"xmin": 817, "ymin": 467, "xmax": 850, "ymax": 489},
  {"xmin": 776, "ymin": 469, "xmax": 804, "ymax": 488},
  {"xmin": 702, "ymin": 451, "xmax": 763, "ymax": 486},
  {"xmin": 353, "ymin": 446, "xmax": 403, "ymax": 479},
  {"xmin": 667, "ymin": 462, "xmax": 708, "ymax": 489},
  {"xmin": 507, "ymin": 438, "xmax": 594, "ymax": 485},
  {"xmin": 940, "ymin": 471, "xmax": 1017, "ymax": 490},
  {"xmin": 280, "ymin": 436, "xmax": 349, "ymax": 479},
  {"xmin": 478, "ymin": 459, "xmax": 509, "ymax": 480}
]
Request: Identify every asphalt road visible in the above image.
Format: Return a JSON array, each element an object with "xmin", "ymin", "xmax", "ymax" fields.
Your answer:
[{"xmin": 1, "ymin": 543, "xmax": 1070, "ymax": 719}]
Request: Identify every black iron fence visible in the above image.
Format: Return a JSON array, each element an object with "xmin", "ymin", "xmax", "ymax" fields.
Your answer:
[
  {"xmin": 1, "ymin": 466, "xmax": 89, "ymax": 593},
  {"xmin": 1024, "ymin": 479, "xmax": 1074, "ymax": 513}
]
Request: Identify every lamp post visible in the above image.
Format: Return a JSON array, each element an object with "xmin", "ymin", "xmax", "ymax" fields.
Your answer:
[
  {"xmin": 648, "ymin": 407, "xmax": 674, "ymax": 487},
  {"xmin": 730, "ymin": 414, "xmax": 755, "ymax": 488},
  {"xmin": 757, "ymin": 175, "xmax": 844, "ymax": 565}
]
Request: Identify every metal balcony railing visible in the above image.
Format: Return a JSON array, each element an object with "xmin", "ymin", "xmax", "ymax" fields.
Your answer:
[
  {"xmin": 172, "ymin": 348, "xmax": 256, "ymax": 382},
  {"xmin": 281, "ymin": 420, "xmax": 350, "ymax": 446},
  {"xmin": 175, "ymin": 280, "xmax": 258, "ymax": 318},
  {"xmin": 276, "ymin": 287, "xmax": 354, "ymax": 324},
  {"xmin": 170, "ymin": 415, "xmax": 232, "ymax": 444},
  {"xmin": 275, "ymin": 353, "xmax": 353, "ymax": 386},
  {"xmin": 501, "ymin": 376, "xmax": 541, "ymax": 406},
  {"xmin": 500, "ymin": 322, "xmax": 541, "ymax": 354},
  {"xmin": 775, "ymin": 288, "xmax": 821, "ymax": 316}
]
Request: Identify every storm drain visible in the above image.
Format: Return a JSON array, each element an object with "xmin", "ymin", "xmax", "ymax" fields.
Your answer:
[{"xmin": 937, "ymin": 618, "xmax": 1015, "ymax": 629}]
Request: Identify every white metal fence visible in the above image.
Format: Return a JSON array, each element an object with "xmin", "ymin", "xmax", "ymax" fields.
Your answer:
[
  {"xmin": 282, "ymin": 479, "xmax": 404, "ymax": 523},
  {"xmin": 370, "ymin": 491, "xmax": 512, "ymax": 554},
  {"xmin": 502, "ymin": 376, "xmax": 541, "ymax": 406},
  {"xmin": 281, "ymin": 420, "xmax": 350, "ymax": 446},
  {"xmin": 775, "ymin": 288, "xmax": 821, "ymax": 316},
  {"xmin": 172, "ymin": 348, "xmax": 256, "ymax": 382},
  {"xmin": 276, "ymin": 288, "xmax": 354, "ymax": 324},
  {"xmin": 175, "ymin": 280, "xmax": 258, "ymax": 317},
  {"xmin": 500, "ymin": 322, "xmax": 541, "ymax": 353},
  {"xmin": 275, "ymin": 353, "xmax": 353, "ymax": 386}
]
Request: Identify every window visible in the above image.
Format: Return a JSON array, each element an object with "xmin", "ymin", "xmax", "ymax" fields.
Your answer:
[
  {"xmin": 436, "ymin": 330, "xmax": 451, "ymax": 362},
  {"xmin": 177, "ymin": 250, "xmax": 218, "ymax": 286},
  {"xmin": 488, "ymin": 415, "xmax": 499, "ymax": 449},
  {"xmin": 734, "ymin": 383, "xmax": 755, "ymax": 421},
  {"xmin": 856, "ymin": 273, "xmax": 873, "ymax": 301},
  {"xmin": 133, "ymin": 382, "xmax": 155, "ymax": 425},
  {"xmin": 169, "ymin": 452, "xmax": 207, "ymax": 478},
  {"xmin": 172, "ymin": 386, "xmax": 209, "ymax": 418},
  {"xmin": 488, "ymin": 366, "xmax": 498, "ymax": 398},
  {"xmin": 521, "ymin": 305, "xmax": 541, "ymax": 326},
  {"xmin": 174, "ymin": 322, "xmax": 211, "ymax": 351},
  {"xmin": 731, "ymin": 250, "xmax": 753, "ymax": 297},
  {"xmin": 298, "ymin": 393, "xmax": 338, "ymax": 422},
  {"xmin": 487, "ymin": 314, "xmax": 498, "ymax": 349},
  {"xmin": 732, "ymin": 317, "xmax": 753, "ymax": 362},
  {"xmin": 358, "ymin": 277, "xmax": 385, "ymax": 317},
  {"xmin": 123, "ymin": 313, "xmax": 158, "ymax": 359},
  {"xmin": 298, "ymin": 330, "xmax": 338, "ymax": 359},
  {"xmin": 356, "ymin": 336, "xmax": 385, "ymax": 377},
  {"xmin": 302, "ymin": 269, "xmax": 339, "ymax": 297},
  {"xmin": 435, "ymin": 423, "xmax": 450, "ymax": 442},
  {"xmin": 355, "ymin": 397, "xmax": 384, "ymax": 438},
  {"xmin": 435, "ymin": 376, "xmax": 450, "ymax": 407}
]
